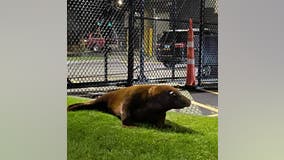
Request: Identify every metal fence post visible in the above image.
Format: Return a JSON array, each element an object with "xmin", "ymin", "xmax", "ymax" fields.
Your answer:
[
  {"xmin": 153, "ymin": 8, "xmax": 157, "ymax": 56},
  {"xmin": 171, "ymin": 0, "xmax": 177, "ymax": 80},
  {"xmin": 139, "ymin": 0, "xmax": 147, "ymax": 82},
  {"xmin": 104, "ymin": 24, "xmax": 110, "ymax": 82},
  {"xmin": 198, "ymin": 0, "xmax": 205, "ymax": 86},
  {"xmin": 127, "ymin": 0, "xmax": 135, "ymax": 86},
  {"xmin": 104, "ymin": 47, "xmax": 108, "ymax": 82}
]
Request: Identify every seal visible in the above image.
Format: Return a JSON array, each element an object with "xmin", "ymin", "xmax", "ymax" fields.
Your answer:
[{"xmin": 68, "ymin": 85, "xmax": 191, "ymax": 127}]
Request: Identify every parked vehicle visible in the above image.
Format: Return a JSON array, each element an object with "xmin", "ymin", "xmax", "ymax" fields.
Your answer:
[
  {"xmin": 85, "ymin": 27, "xmax": 118, "ymax": 52},
  {"xmin": 156, "ymin": 28, "xmax": 217, "ymax": 69},
  {"xmin": 86, "ymin": 32, "xmax": 106, "ymax": 52}
]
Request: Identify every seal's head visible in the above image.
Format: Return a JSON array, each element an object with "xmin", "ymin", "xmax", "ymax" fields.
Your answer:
[{"xmin": 148, "ymin": 85, "xmax": 191, "ymax": 110}]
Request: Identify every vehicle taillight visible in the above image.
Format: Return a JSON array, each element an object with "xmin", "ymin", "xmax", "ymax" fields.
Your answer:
[{"xmin": 174, "ymin": 43, "xmax": 185, "ymax": 48}]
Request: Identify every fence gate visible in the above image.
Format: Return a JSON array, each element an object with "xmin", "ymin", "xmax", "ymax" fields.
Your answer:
[
  {"xmin": 67, "ymin": 0, "xmax": 130, "ymax": 95},
  {"xmin": 130, "ymin": 0, "xmax": 218, "ymax": 87},
  {"xmin": 199, "ymin": 0, "xmax": 218, "ymax": 87},
  {"xmin": 67, "ymin": 0, "xmax": 218, "ymax": 96},
  {"xmin": 131, "ymin": 0, "xmax": 202, "ymax": 85}
]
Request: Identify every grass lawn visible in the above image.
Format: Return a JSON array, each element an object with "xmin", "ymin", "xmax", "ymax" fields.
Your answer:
[{"xmin": 67, "ymin": 96, "xmax": 218, "ymax": 160}]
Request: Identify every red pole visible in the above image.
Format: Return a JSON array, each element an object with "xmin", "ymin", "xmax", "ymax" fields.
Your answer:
[{"xmin": 186, "ymin": 18, "xmax": 196, "ymax": 86}]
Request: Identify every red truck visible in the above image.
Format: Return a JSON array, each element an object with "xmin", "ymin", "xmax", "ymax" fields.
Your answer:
[{"xmin": 85, "ymin": 27, "xmax": 118, "ymax": 52}]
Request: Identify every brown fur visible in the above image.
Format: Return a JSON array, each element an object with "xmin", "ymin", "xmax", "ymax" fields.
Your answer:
[{"xmin": 67, "ymin": 85, "xmax": 191, "ymax": 127}]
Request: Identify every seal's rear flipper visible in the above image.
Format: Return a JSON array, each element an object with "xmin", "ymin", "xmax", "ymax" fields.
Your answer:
[{"xmin": 67, "ymin": 103, "xmax": 92, "ymax": 111}]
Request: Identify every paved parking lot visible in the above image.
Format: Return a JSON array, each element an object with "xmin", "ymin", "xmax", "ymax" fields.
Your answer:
[
  {"xmin": 67, "ymin": 53, "xmax": 188, "ymax": 83},
  {"xmin": 170, "ymin": 88, "xmax": 218, "ymax": 116}
]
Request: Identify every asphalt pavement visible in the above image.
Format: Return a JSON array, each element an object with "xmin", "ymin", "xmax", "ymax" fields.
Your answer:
[
  {"xmin": 190, "ymin": 89, "xmax": 218, "ymax": 116},
  {"xmin": 191, "ymin": 89, "xmax": 218, "ymax": 107},
  {"xmin": 170, "ymin": 87, "xmax": 218, "ymax": 116}
]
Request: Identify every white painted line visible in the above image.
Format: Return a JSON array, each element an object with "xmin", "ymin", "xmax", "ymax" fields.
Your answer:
[
  {"xmin": 191, "ymin": 101, "xmax": 218, "ymax": 113},
  {"xmin": 207, "ymin": 114, "xmax": 218, "ymax": 117},
  {"xmin": 198, "ymin": 88, "xmax": 218, "ymax": 95}
]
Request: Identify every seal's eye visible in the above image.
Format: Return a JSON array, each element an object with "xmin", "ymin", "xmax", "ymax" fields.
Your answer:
[{"xmin": 169, "ymin": 91, "xmax": 176, "ymax": 96}]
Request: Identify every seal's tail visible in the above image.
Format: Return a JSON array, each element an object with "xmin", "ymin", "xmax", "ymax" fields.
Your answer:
[
  {"xmin": 67, "ymin": 97, "xmax": 107, "ymax": 112},
  {"xmin": 67, "ymin": 103, "xmax": 94, "ymax": 111}
]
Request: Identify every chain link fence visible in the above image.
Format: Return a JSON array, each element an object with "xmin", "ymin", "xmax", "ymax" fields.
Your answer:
[{"xmin": 67, "ymin": 0, "xmax": 218, "ymax": 96}]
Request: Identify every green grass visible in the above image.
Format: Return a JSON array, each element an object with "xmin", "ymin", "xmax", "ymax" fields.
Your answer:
[{"xmin": 67, "ymin": 96, "xmax": 218, "ymax": 160}]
